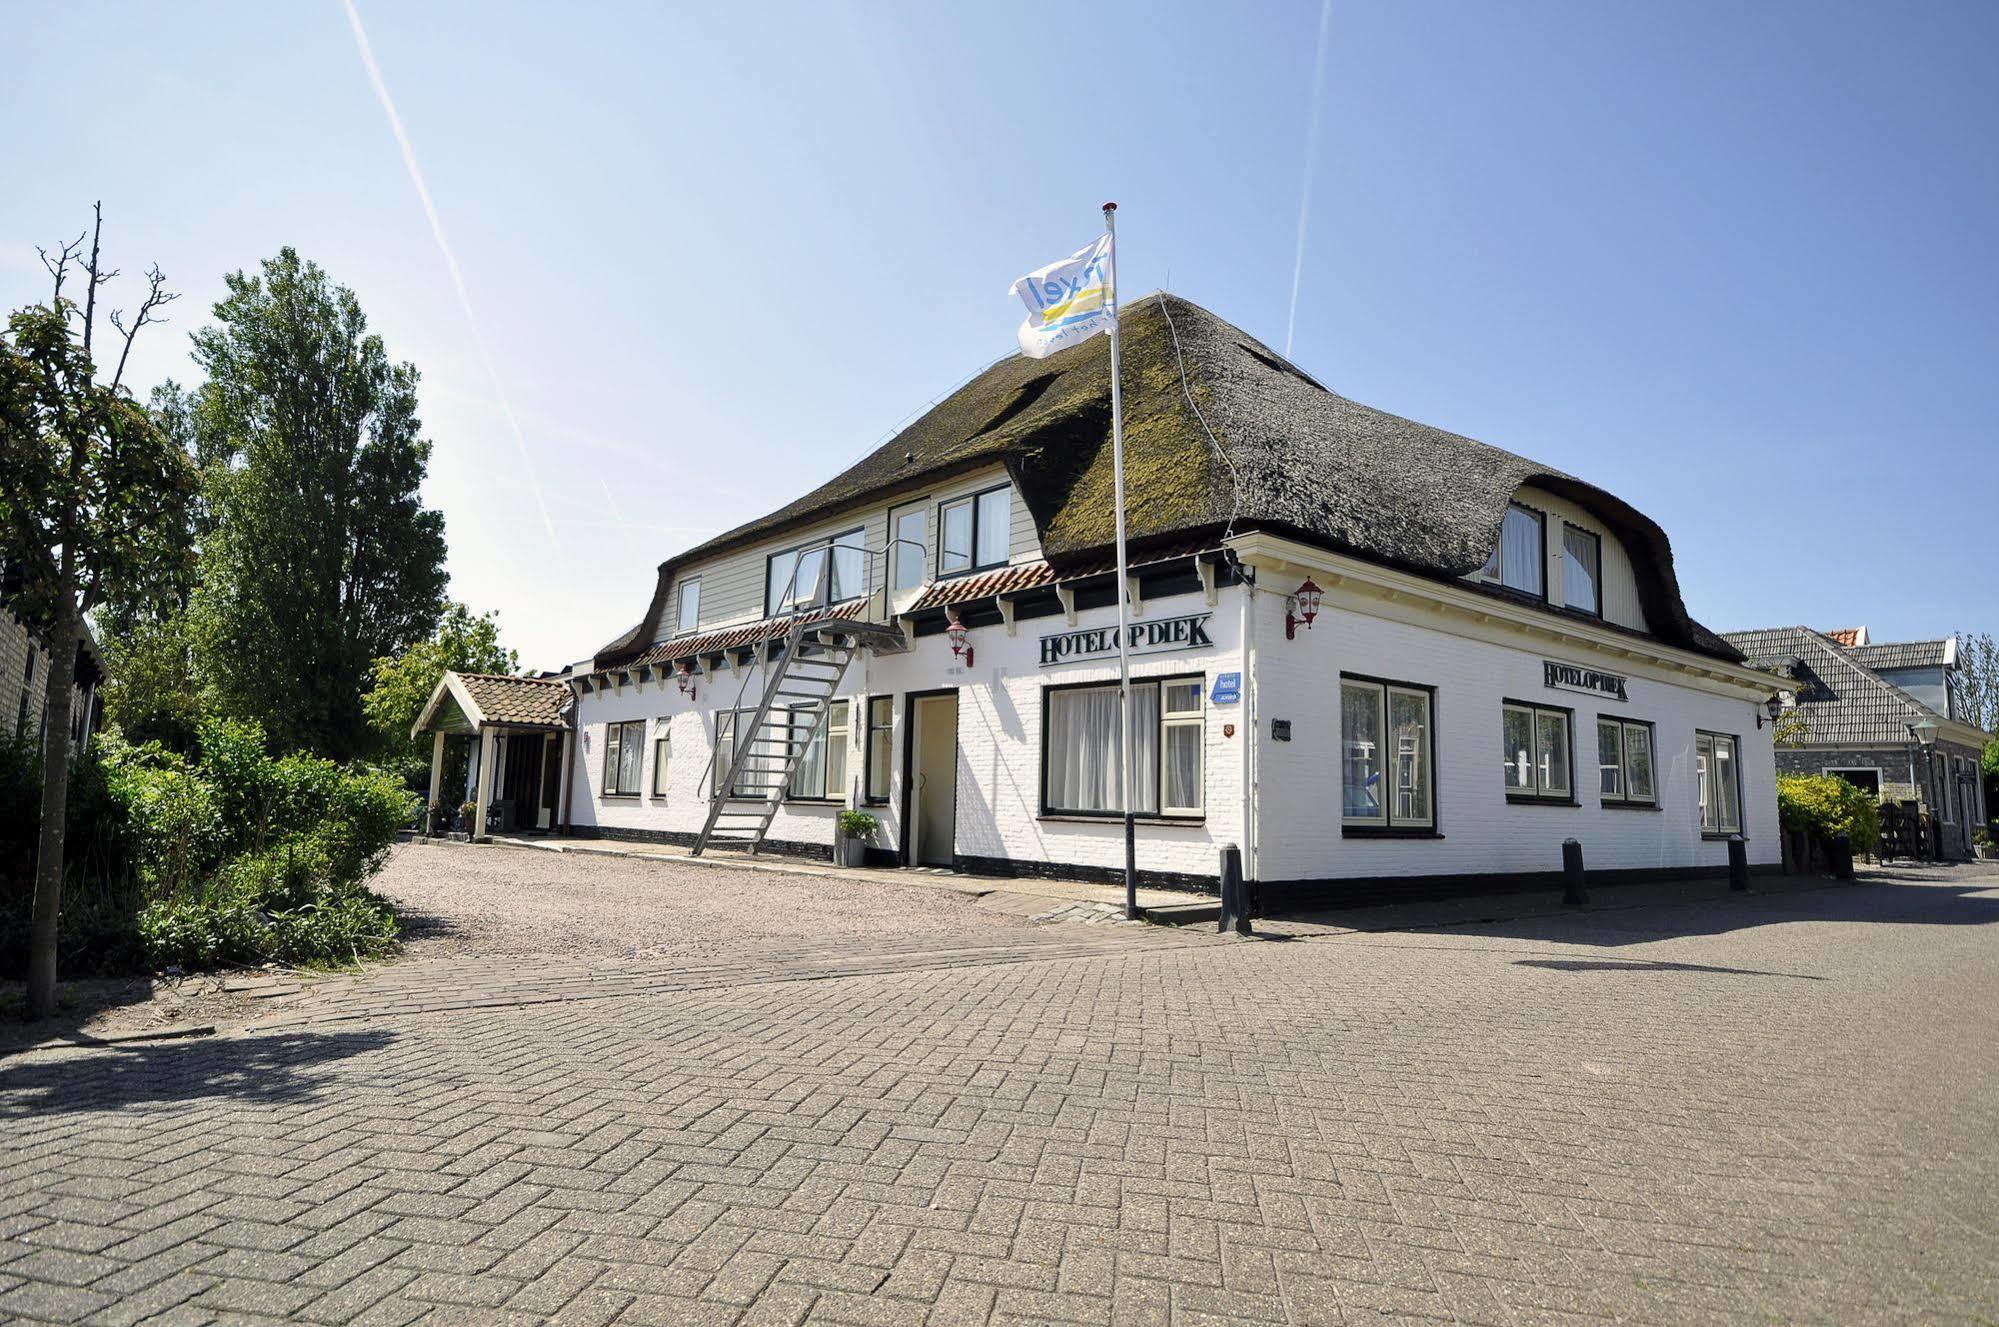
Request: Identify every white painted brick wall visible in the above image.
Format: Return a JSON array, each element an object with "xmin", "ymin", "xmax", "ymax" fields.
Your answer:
[{"xmin": 1250, "ymin": 587, "xmax": 1782, "ymax": 883}]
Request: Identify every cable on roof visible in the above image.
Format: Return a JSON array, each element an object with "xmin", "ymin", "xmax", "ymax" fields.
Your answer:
[{"xmin": 1153, "ymin": 293, "xmax": 1248, "ymax": 550}]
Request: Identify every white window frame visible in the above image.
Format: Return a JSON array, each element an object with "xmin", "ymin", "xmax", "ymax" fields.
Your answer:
[
  {"xmin": 674, "ymin": 578, "xmax": 701, "ymax": 635},
  {"xmin": 1479, "ymin": 502, "xmax": 1546, "ymax": 597},
  {"xmin": 1503, "ymin": 701, "xmax": 1573, "ymax": 802},
  {"xmin": 889, "ymin": 503, "xmax": 928, "ymax": 593},
  {"xmin": 1159, "ymin": 679, "xmax": 1205, "ymax": 817},
  {"xmin": 1696, "ymin": 730, "xmax": 1743, "ymax": 836},
  {"xmin": 603, "ymin": 719, "xmax": 644, "ymax": 797},
  {"xmin": 937, "ymin": 483, "xmax": 1012, "ymax": 578},
  {"xmin": 1597, "ymin": 718, "xmax": 1656, "ymax": 805},
  {"xmin": 650, "ymin": 724, "xmax": 671, "ymax": 799},
  {"xmin": 1341, "ymin": 677, "xmax": 1434, "ymax": 830},
  {"xmin": 1562, "ymin": 525, "xmax": 1602, "ymax": 616},
  {"xmin": 1040, "ymin": 675, "xmax": 1202, "ymax": 820},
  {"xmin": 787, "ymin": 699, "xmax": 850, "ymax": 802},
  {"xmin": 864, "ymin": 695, "xmax": 893, "ymax": 805}
]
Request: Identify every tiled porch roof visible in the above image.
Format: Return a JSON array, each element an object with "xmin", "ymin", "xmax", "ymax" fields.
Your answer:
[
  {"xmin": 456, "ymin": 673, "xmax": 570, "ymax": 728},
  {"xmin": 908, "ymin": 541, "xmax": 1225, "ymax": 614}
]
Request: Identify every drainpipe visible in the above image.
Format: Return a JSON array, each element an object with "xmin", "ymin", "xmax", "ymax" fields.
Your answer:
[{"xmin": 1239, "ymin": 563, "xmax": 1258, "ymax": 888}]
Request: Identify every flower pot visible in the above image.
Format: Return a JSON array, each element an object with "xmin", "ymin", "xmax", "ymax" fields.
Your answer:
[{"xmin": 833, "ymin": 835, "xmax": 868, "ymax": 868}]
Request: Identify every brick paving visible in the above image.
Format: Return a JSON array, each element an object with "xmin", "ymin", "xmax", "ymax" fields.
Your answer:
[{"xmin": 3, "ymin": 859, "xmax": 1997, "ymax": 1326}]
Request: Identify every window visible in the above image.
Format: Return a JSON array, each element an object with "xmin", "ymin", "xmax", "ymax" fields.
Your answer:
[
  {"xmin": 766, "ymin": 529, "xmax": 865, "ymax": 617},
  {"xmin": 937, "ymin": 485, "xmax": 1011, "ymax": 576},
  {"xmin": 1042, "ymin": 676, "xmax": 1202, "ymax": 818},
  {"xmin": 788, "ymin": 699, "xmax": 849, "ymax": 801},
  {"xmin": 1696, "ymin": 731, "xmax": 1742, "ymax": 835},
  {"xmin": 1596, "ymin": 718, "xmax": 1656, "ymax": 805},
  {"xmin": 603, "ymin": 720, "xmax": 644, "ymax": 796},
  {"xmin": 675, "ymin": 579, "xmax": 701, "ymax": 635},
  {"xmin": 1160, "ymin": 680, "xmax": 1204, "ymax": 816},
  {"xmin": 1503, "ymin": 702, "xmax": 1572, "ymax": 801},
  {"xmin": 1562, "ymin": 526, "xmax": 1601, "ymax": 616},
  {"xmin": 1826, "ymin": 767, "xmax": 1880, "ymax": 798},
  {"xmin": 890, "ymin": 505, "xmax": 927, "ymax": 592},
  {"xmin": 651, "ymin": 726, "xmax": 672, "ymax": 798},
  {"xmin": 865, "ymin": 695, "xmax": 893, "ymax": 804},
  {"xmin": 1340, "ymin": 678, "xmax": 1434, "ymax": 829},
  {"xmin": 1479, "ymin": 503, "xmax": 1545, "ymax": 597}
]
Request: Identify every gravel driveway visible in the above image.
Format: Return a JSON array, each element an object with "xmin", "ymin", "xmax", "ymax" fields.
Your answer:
[{"xmin": 372, "ymin": 841, "xmax": 1028, "ymax": 962}]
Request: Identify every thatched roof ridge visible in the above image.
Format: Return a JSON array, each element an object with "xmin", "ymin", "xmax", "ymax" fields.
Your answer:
[{"xmin": 598, "ymin": 294, "xmax": 1738, "ymax": 666}]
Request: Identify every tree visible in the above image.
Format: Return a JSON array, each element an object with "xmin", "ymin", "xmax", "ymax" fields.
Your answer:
[
  {"xmin": 0, "ymin": 205, "xmax": 199, "ymax": 1016},
  {"xmin": 1951, "ymin": 630, "xmax": 1998, "ymax": 733},
  {"xmin": 186, "ymin": 249, "xmax": 448, "ymax": 760},
  {"xmin": 361, "ymin": 602, "xmax": 517, "ymax": 763}
]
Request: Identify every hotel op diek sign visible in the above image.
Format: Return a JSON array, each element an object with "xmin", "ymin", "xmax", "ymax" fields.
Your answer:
[
  {"xmin": 1544, "ymin": 659, "xmax": 1628, "ymax": 702},
  {"xmin": 1039, "ymin": 613, "xmax": 1214, "ymax": 668}
]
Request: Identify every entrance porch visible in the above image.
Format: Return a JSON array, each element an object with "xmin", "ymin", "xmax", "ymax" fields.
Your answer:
[{"xmin": 411, "ymin": 671, "xmax": 574, "ymax": 841}]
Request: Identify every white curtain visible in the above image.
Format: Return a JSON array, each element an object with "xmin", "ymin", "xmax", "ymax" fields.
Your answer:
[
  {"xmin": 1502, "ymin": 506, "xmax": 1543, "ymax": 594},
  {"xmin": 1048, "ymin": 684, "xmax": 1158, "ymax": 814}
]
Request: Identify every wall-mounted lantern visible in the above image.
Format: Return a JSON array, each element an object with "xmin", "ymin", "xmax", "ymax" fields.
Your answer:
[
  {"xmin": 1285, "ymin": 576, "xmax": 1323, "ymax": 640},
  {"xmin": 1756, "ymin": 694, "xmax": 1786, "ymax": 728},
  {"xmin": 676, "ymin": 661, "xmax": 697, "ymax": 700},
  {"xmin": 945, "ymin": 607, "xmax": 974, "ymax": 668}
]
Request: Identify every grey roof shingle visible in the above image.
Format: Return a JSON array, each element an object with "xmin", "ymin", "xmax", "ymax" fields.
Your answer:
[
  {"xmin": 1721, "ymin": 627, "xmax": 1953, "ymax": 746},
  {"xmin": 1847, "ymin": 639, "xmax": 1951, "ymax": 672},
  {"xmin": 599, "ymin": 295, "xmax": 1740, "ymax": 668}
]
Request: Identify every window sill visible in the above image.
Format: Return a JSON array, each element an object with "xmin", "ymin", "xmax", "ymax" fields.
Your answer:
[
  {"xmin": 1506, "ymin": 795, "xmax": 1580, "ymax": 808},
  {"xmin": 1037, "ymin": 813, "xmax": 1206, "ymax": 827},
  {"xmin": 1600, "ymin": 800, "xmax": 1661, "ymax": 811},
  {"xmin": 1701, "ymin": 831, "xmax": 1747, "ymax": 841},
  {"xmin": 1341, "ymin": 826, "xmax": 1445, "ymax": 840},
  {"xmin": 935, "ymin": 561, "xmax": 1009, "ymax": 582},
  {"xmin": 863, "ymin": 797, "xmax": 890, "ymax": 807},
  {"xmin": 782, "ymin": 798, "xmax": 841, "ymax": 807},
  {"xmin": 600, "ymin": 793, "xmax": 641, "ymax": 801}
]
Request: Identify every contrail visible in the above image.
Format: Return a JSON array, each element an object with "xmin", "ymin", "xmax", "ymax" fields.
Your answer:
[
  {"xmin": 1284, "ymin": 0, "xmax": 1335, "ymax": 359},
  {"xmin": 340, "ymin": 0, "xmax": 560, "ymax": 554}
]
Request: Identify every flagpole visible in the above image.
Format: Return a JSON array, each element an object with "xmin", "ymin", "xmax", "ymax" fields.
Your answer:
[{"xmin": 1103, "ymin": 201, "xmax": 1138, "ymax": 921}]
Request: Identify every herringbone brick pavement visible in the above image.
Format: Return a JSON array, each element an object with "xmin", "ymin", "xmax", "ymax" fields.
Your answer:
[{"xmin": 2, "ymin": 869, "xmax": 1996, "ymax": 1325}]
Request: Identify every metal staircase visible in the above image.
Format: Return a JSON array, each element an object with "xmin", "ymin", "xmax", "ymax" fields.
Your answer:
[{"xmin": 692, "ymin": 545, "xmax": 910, "ymax": 857}]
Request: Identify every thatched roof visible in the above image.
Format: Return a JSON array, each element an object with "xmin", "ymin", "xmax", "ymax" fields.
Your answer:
[{"xmin": 599, "ymin": 294, "xmax": 1738, "ymax": 666}]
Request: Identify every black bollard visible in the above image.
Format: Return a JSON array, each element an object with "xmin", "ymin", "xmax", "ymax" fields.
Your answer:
[
  {"xmin": 1829, "ymin": 830, "xmax": 1855, "ymax": 881},
  {"xmin": 1728, "ymin": 834, "xmax": 1750, "ymax": 891},
  {"xmin": 1562, "ymin": 838, "xmax": 1587, "ymax": 906},
  {"xmin": 1217, "ymin": 844, "xmax": 1252, "ymax": 936}
]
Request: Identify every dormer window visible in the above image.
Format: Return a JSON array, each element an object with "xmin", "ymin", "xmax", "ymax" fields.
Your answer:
[
  {"xmin": 1479, "ymin": 503, "xmax": 1544, "ymax": 597},
  {"xmin": 674, "ymin": 578, "xmax": 701, "ymax": 635},
  {"xmin": 1562, "ymin": 526, "xmax": 1601, "ymax": 616},
  {"xmin": 938, "ymin": 485, "xmax": 1011, "ymax": 577}
]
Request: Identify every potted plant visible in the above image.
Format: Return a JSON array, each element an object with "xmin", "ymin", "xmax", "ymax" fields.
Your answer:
[
  {"xmin": 1975, "ymin": 826, "xmax": 1997, "ymax": 861},
  {"xmin": 455, "ymin": 801, "xmax": 478, "ymax": 840},
  {"xmin": 834, "ymin": 810, "xmax": 878, "ymax": 867},
  {"xmin": 427, "ymin": 801, "xmax": 452, "ymax": 838}
]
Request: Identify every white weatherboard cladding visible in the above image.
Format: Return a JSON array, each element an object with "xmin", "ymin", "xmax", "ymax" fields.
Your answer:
[
  {"xmin": 1251, "ymin": 593, "xmax": 1780, "ymax": 883},
  {"xmin": 576, "ymin": 581, "xmax": 1246, "ymax": 878},
  {"xmin": 653, "ymin": 465, "xmax": 1041, "ymax": 644}
]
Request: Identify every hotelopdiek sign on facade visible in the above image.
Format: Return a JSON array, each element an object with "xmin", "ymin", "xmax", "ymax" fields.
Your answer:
[
  {"xmin": 1543, "ymin": 659, "xmax": 1628, "ymax": 702},
  {"xmin": 1039, "ymin": 613, "xmax": 1213, "ymax": 667}
]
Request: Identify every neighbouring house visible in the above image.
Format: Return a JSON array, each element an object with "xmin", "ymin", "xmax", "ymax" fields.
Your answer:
[
  {"xmin": 410, "ymin": 670, "xmax": 574, "ymax": 839},
  {"xmin": 1722, "ymin": 626, "xmax": 1991, "ymax": 858},
  {"xmin": 551, "ymin": 294, "xmax": 1785, "ymax": 902},
  {"xmin": 1, "ymin": 561, "xmax": 101, "ymax": 760}
]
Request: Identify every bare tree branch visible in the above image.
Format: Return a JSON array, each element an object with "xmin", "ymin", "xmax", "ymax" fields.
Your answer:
[
  {"xmin": 37, "ymin": 231, "xmax": 87, "ymax": 308},
  {"xmin": 109, "ymin": 264, "xmax": 178, "ymax": 394}
]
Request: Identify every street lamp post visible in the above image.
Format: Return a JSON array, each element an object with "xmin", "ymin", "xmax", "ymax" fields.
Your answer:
[{"xmin": 1909, "ymin": 717, "xmax": 1941, "ymax": 859}]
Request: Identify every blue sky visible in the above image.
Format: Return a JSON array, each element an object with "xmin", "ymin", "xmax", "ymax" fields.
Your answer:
[{"xmin": 5, "ymin": 1, "xmax": 1994, "ymax": 669}]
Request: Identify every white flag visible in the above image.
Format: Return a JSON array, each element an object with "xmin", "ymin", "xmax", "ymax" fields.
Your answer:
[{"xmin": 1009, "ymin": 235, "xmax": 1114, "ymax": 359}]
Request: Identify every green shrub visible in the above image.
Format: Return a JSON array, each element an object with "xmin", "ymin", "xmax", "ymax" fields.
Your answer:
[{"xmin": 1776, "ymin": 775, "xmax": 1880, "ymax": 856}]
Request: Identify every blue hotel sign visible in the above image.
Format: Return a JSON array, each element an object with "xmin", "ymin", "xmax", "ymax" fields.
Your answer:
[{"xmin": 1210, "ymin": 672, "xmax": 1241, "ymax": 705}]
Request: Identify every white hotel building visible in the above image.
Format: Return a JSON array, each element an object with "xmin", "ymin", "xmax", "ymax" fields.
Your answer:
[{"xmin": 547, "ymin": 296, "xmax": 1783, "ymax": 903}]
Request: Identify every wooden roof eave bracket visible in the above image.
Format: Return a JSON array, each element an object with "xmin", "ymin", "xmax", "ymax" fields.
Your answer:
[
  {"xmin": 1196, "ymin": 555, "xmax": 1217, "ymax": 608},
  {"xmin": 1056, "ymin": 583, "xmax": 1077, "ymax": 627},
  {"xmin": 996, "ymin": 594, "xmax": 1018, "ymax": 637}
]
